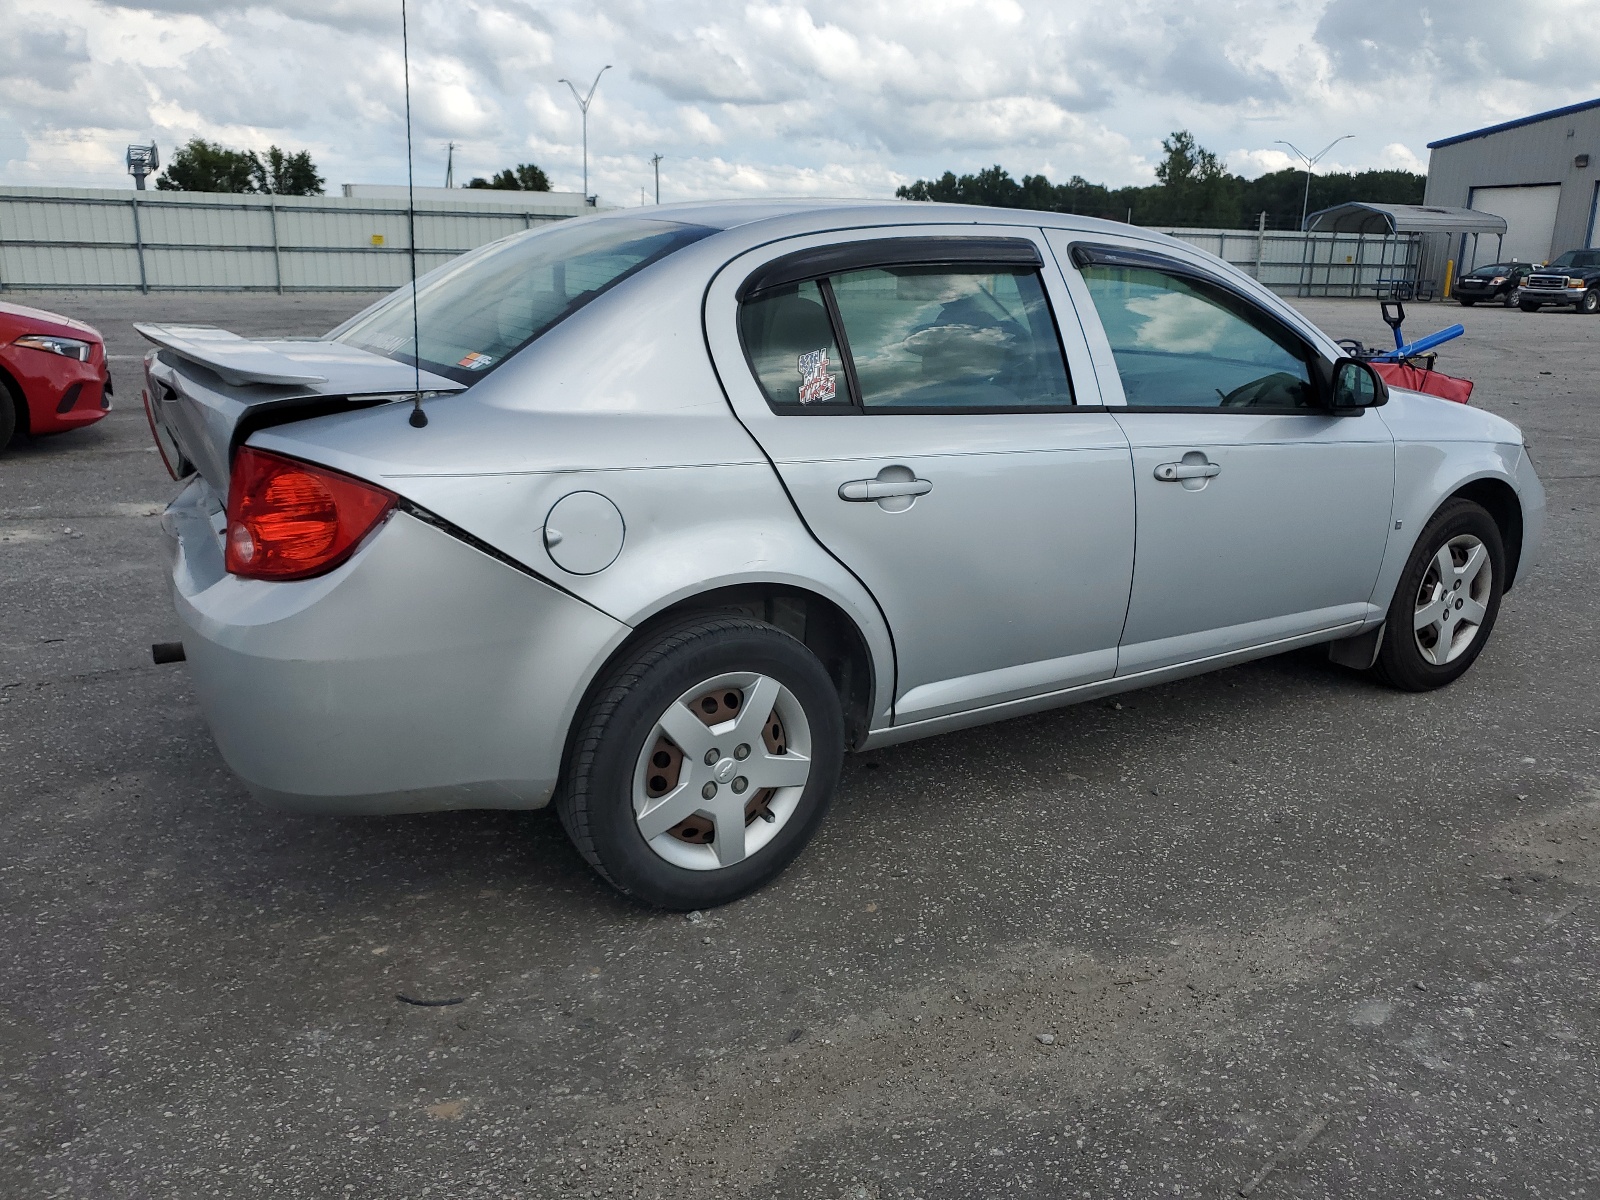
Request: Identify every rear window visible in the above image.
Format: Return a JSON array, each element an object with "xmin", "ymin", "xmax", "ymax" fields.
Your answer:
[{"xmin": 333, "ymin": 217, "xmax": 714, "ymax": 383}]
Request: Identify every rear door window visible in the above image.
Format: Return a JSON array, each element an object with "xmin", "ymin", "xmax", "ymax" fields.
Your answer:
[
  {"xmin": 738, "ymin": 254, "xmax": 1074, "ymax": 412},
  {"xmin": 738, "ymin": 280, "xmax": 851, "ymax": 409},
  {"xmin": 829, "ymin": 266, "xmax": 1072, "ymax": 410}
]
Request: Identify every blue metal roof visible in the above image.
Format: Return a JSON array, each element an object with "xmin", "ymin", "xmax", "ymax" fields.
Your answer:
[{"xmin": 1429, "ymin": 97, "xmax": 1600, "ymax": 149}]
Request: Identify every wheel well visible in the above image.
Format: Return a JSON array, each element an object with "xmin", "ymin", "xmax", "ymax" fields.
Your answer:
[
  {"xmin": 1450, "ymin": 477, "xmax": 1524, "ymax": 590},
  {"xmin": 609, "ymin": 585, "xmax": 877, "ymax": 750},
  {"xmin": 0, "ymin": 363, "xmax": 28, "ymax": 438}
]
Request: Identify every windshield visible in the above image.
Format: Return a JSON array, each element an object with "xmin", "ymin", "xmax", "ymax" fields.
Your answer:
[
  {"xmin": 1547, "ymin": 250, "xmax": 1600, "ymax": 270},
  {"xmin": 333, "ymin": 217, "xmax": 715, "ymax": 383}
]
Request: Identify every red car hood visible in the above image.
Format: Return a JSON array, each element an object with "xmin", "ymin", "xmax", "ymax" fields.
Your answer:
[{"xmin": 0, "ymin": 299, "xmax": 101, "ymax": 341}]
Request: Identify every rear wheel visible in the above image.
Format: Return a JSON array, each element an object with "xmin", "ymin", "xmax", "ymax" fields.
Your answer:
[
  {"xmin": 1373, "ymin": 499, "xmax": 1504, "ymax": 691},
  {"xmin": 557, "ymin": 617, "xmax": 844, "ymax": 909}
]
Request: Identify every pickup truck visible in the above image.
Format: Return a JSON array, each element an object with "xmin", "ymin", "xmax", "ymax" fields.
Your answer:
[{"xmin": 1518, "ymin": 248, "xmax": 1600, "ymax": 313}]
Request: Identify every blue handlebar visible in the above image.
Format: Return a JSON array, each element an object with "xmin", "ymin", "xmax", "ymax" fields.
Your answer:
[{"xmin": 1372, "ymin": 324, "xmax": 1465, "ymax": 362}]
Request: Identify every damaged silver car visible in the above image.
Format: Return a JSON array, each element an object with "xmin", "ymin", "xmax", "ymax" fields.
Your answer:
[{"xmin": 144, "ymin": 201, "xmax": 1544, "ymax": 908}]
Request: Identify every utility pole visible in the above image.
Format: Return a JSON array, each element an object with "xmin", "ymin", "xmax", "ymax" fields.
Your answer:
[
  {"xmin": 558, "ymin": 65, "xmax": 612, "ymax": 204},
  {"xmin": 444, "ymin": 141, "xmax": 455, "ymax": 188},
  {"xmin": 650, "ymin": 153, "xmax": 664, "ymax": 203},
  {"xmin": 1275, "ymin": 135, "xmax": 1354, "ymax": 230}
]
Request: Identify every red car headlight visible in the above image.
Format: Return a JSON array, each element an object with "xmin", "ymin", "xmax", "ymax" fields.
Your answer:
[{"xmin": 225, "ymin": 447, "xmax": 397, "ymax": 581}]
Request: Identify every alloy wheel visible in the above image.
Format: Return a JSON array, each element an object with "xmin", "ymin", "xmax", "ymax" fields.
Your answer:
[
  {"xmin": 632, "ymin": 672, "xmax": 812, "ymax": 871},
  {"xmin": 1412, "ymin": 534, "xmax": 1493, "ymax": 666}
]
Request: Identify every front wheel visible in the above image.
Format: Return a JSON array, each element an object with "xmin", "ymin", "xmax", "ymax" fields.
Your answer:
[
  {"xmin": 1502, "ymin": 288, "xmax": 1520, "ymax": 308},
  {"xmin": 1519, "ymin": 299, "xmax": 1540, "ymax": 312},
  {"xmin": 1457, "ymin": 297, "xmax": 1476, "ymax": 307},
  {"xmin": 1580, "ymin": 289, "xmax": 1600, "ymax": 315},
  {"xmin": 1373, "ymin": 499, "xmax": 1504, "ymax": 691},
  {"xmin": 557, "ymin": 617, "xmax": 844, "ymax": 909},
  {"xmin": 0, "ymin": 386, "xmax": 15, "ymax": 452}
]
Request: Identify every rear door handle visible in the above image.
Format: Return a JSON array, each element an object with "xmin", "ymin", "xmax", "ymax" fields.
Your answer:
[
  {"xmin": 1154, "ymin": 461, "xmax": 1221, "ymax": 482},
  {"xmin": 839, "ymin": 477, "xmax": 933, "ymax": 501}
]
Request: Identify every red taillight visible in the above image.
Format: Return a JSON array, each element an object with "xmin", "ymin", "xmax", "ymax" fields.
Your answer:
[{"xmin": 225, "ymin": 447, "xmax": 396, "ymax": 581}]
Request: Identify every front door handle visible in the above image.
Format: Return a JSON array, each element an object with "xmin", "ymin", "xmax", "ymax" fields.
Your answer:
[
  {"xmin": 838, "ymin": 477, "xmax": 933, "ymax": 501},
  {"xmin": 1153, "ymin": 460, "xmax": 1221, "ymax": 482}
]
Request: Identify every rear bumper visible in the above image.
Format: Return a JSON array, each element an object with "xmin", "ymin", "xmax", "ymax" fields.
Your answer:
[{"xmin": 164, "ymin": 479, "xmax": 630, "ymax": 814}]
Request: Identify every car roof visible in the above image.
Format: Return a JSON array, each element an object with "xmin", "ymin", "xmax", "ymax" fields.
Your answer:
[{"xmin": 590, "ymin": 197, "xmax": 1151, "ymax": 241}]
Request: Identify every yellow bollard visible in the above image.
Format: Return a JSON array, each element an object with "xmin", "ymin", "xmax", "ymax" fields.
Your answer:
[{"xmin": 1443, "ymin": 259, "xmax": 1454, "ymax": 300}]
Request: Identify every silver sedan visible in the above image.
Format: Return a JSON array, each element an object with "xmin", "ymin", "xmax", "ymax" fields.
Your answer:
[{"xmin": 143, "ymin": 201, "xmax": 1545, "ymax": 909}]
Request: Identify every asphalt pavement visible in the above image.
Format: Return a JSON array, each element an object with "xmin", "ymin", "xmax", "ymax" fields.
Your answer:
[{"xmin": 2, "ymin": 289, "xmax": 1597, "ymax": 1198}]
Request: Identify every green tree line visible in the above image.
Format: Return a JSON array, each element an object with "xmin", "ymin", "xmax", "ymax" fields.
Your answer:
[
  {"xmin": 896, "ymin": 131, "xmax": 1425, "ymax": 230},
  {"xmin": 156, "ymin": 138, "xmax": 325, "ymax": 195}
]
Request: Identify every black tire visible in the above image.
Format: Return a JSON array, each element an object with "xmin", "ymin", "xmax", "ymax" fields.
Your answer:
[
  {"xmin": 0, "ymin": 387, "xmax": 15, "ymax": 452},
  {"xmin": 1519, "ymin": 299, "xmax": 1540, "ymax": 313},
  {"xmin": 1580, "ymin": 289, "xmax": 1600, "ymax": 315},
  {"xmin": 1502, "ymin": 288, "xmax": 1519, "ymax": 308},
  {"xmin": 557, "ymin": 617, "xmax": 844, "ymax": 909},
  {"xmin": 1457, "ymin": 297, "xmax": 1476, "ymax": 307},
  {"xmin": 1373, "ymin": 499, "xmax": 1505, "ymax": 692}
]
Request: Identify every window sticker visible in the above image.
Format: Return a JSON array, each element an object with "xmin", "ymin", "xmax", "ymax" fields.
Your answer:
[
  {"xmin": 796, "ymin": 348, "xmax": 837, "ymax": 404},
  {"xmin": 457, "ymin": 351, "xmax": 496, "ymax": 371}
]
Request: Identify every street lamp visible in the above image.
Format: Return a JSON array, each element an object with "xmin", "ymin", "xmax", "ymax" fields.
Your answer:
[
  {"xmin": 558, "ymin": 65, "xmax": 611, "ymax": 204},
  {"xmin": 1275, "ymin": 135, "xmax": 1354, "ymax": 230}
]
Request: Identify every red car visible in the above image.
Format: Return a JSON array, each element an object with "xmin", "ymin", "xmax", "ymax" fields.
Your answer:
[{"xmin": 0, "ymin": 300, "xmax": 112, "ymax": 450}]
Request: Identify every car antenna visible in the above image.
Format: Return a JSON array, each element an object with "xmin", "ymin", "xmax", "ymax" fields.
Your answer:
[{"xmin": 401, "ymin": 0, "xmax": 427, "ymax": 428}]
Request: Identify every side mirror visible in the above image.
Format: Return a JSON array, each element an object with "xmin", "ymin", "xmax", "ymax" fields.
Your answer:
[{"xmin": 1331, "ymin": 356, "xmax": 1387, "ymax": 411}]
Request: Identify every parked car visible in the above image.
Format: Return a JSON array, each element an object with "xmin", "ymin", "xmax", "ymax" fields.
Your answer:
[
  {"xmin": 0, "ymin": 300, "xmax": 112, "ymax": 451},
  {"xmin": 1454, "ymin": 261, "xmax": 1532, "ymax": 307},
  {"xmin": 1518, "ymin": 249, "xmax": 1600, "ymax": 313},
  {"xmin": 142, "ymin": 202, "xmax": 1545, "ymax": 909}
]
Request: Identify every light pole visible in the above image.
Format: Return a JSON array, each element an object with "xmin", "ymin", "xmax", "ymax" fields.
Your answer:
[
  {"xmin": 650, "ymin": 153, "xmax": 663, "ymax": 204},
  {"xmin": 558, "ymin": 65, "xmax": 611, "ymax": 204},
  {"xmin": 1275, "ymin": 135, "xmax": 1354, "ymax": 229}
]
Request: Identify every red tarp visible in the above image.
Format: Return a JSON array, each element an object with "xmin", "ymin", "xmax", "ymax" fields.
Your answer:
[{"xmin": 1373, "ymin": 362, "xmax": 1473, "ymax": 404}]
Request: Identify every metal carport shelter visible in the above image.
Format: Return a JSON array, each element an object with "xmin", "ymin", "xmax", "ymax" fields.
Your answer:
[{"xmin": 1304, "ymin": 203, "xmax": 1509, "ymax": 297}]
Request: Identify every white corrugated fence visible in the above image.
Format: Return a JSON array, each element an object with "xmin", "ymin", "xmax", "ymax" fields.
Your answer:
[
  {"xmin": 0, "ymin": 187, "xmax": 590, "ymax": 293},
  {"xmin": 1, "ymin": 188, "xmax": 1422, "ymax": 297}
]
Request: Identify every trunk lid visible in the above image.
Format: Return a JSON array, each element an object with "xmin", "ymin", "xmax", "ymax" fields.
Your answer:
[{"xmin": 138, "ymin": 324, "xmax": 463, "ymax": 491}]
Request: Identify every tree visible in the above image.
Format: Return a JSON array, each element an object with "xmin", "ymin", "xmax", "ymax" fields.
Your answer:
[
  {"xmin": 466, "ymin": 162, "xmax": 551, "ymax": 191},
  {"xmin": 155, "ymin": 139, "xmax": 257, "ymax": 193},
  {"xmin": 154, "ymin": 138, "xmax": 324, "ymax": 195},
  {"xmin": 895, "ymin": 140, "xmax": 1426, "ymax": 231},
  {"xmin": 252, "ymin": 146, "xmax": 325, "ymax": 196},
  {"xmin": 1154, "ymin": 130, "xmax": 1225, "ymax": 188}
]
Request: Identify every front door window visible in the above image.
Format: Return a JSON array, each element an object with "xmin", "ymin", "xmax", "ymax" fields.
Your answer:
[{"xmin": 1079, "ymin": 264, "xmax": 1315, "ymax": 409}]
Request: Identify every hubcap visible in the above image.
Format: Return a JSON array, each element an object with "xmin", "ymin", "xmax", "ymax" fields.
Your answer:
[
  {"xmin": 632, "ymin": 672, "xmax": 812, "ymax": 871},
  {"xmin": 1413, "ymin": 533, "xmax": 1492, "ymax": 666}
]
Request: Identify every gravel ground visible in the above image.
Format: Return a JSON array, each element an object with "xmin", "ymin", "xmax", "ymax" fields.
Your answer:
[{"xmin": 2, "ymin": 289, "xmax": 1596, "ymax": 1198}]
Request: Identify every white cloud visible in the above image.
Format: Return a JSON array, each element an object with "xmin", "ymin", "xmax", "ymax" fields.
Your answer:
[{"xmin": 1, "ymin": 0, "xmax": 1599, "ymax": 199}]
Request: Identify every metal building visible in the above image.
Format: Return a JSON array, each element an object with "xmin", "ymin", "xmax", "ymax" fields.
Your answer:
[{"xmin": 1425, "ymin": 97, "xmax": 1600, "ymax": 273}]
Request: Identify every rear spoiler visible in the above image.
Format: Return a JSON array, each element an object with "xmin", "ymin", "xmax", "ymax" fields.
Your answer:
[
  {"xmin": 137, "ymin": 325, "xmax": 465, "ymax": 492},
  {"xmin": 134, "ymin": 324, "xmax": 331, "ymax": 387}
]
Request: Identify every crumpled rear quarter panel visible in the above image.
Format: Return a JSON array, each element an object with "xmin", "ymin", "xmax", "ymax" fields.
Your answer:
[{"xmin": 168, "ymin": 484, "xmax": 629, "ymax": 813}]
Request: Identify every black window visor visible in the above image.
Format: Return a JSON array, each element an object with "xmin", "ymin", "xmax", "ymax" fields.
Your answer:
[{"xmin": 738, "ymin": 236, "xmax": 1044, "ymax": 301}]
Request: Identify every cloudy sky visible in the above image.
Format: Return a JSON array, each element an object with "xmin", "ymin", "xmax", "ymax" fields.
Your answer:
[{"xmin": 3, "ymin": 0, "xmax": 1599, "ymax": 203}]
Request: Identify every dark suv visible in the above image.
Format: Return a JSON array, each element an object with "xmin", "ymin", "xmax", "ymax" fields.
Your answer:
[
  {"xmin": 1519, "ymin": 249, "xmax": 1600, "ymax": 313},
  {"xmin": 1454, "ymin": 261, "xmax": 1532, "ymax": 306}
]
